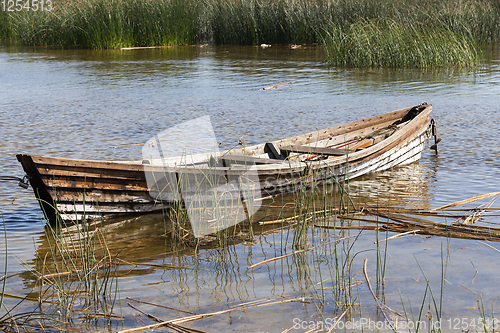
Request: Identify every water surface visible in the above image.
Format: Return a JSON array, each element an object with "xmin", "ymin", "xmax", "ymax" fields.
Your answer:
[{"xmin": 0, "ymin": 43, "xmax": 499, "ymax": 332}]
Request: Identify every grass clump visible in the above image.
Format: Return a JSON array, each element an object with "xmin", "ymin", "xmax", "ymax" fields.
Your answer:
[
  {"xmin": 321, "ymin": 19, "xmax": 479, "ymax": 68},
  {"xmin": 2, "ymin": 0, "xmax": 197, "ymax": 48},
  {"xmin": 27, "ymin": 219, "xmax": 120, "ymax": 327},
  {"xmin": 203, "ymin": 0, "xmax": 324, "ymax": 45}
]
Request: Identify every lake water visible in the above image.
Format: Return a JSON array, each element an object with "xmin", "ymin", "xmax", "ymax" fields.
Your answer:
[{"xmin": 0, "ymin": 43, "xmax": 499, "ymax": 332}]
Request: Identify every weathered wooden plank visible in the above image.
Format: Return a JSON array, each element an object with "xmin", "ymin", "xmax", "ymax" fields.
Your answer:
[
  {"xmin": 43, "ymin": 177, "xmax": 149, "ymax": 192},
  {"xmin": 281, "ymin": 145, "xmax": 355, "ymax": 156},
  {"xmin": 331, "ymin": 105, "xmax": 431, "ymax": 164},
  {"xmin": 16, "ymin": 154, "xmax": 59, "ymax": 222},
  {"xmin": 56, "ymin": 202, "xmax": 165, "ymax": 214},
  {"xmin": 304, "ymin": 119, "xmax": 397, "ymax": 150},
  {"xmin": 36, "ymin": 164, "xmax": 146, "ymax": 181},
  {"xmin": 346, "ymin": 131, "xmax": 428, "ymax": 179},
  {"xmin": 30, "ymin": 155, "xmax": 145, "ymax": 172},
  {"xmin": 351, "ymin": 110, "xmax": 429, "ymax": 165},
  {"xmin": 52, "ymin": 189, "xmax": 153, "ymax": 204}
]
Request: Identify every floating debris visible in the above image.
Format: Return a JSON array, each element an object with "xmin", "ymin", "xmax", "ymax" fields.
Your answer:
[
  {"xmin": 120, "ymin": 45, "xmax": 174, "ymax": 50},
  {"xmin": 314, "ymin": 192, "xmax": 500, "ymax": 242},
  {"xmin": 260, "ymin": 81, "xmax": 295, "ymax": 90}
]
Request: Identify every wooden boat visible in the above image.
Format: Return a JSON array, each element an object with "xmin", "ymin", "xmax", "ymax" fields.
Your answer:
[{"xmin": 17, "ymin": 103, "xmax": 435, "ymax": 223}]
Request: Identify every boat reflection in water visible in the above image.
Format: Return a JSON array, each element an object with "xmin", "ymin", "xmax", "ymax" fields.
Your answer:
[{"xmin": 347, "ymin": 160, "xmax": 433, "ymax": 211}]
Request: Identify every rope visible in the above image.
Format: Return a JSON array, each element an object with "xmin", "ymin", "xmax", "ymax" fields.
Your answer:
[
  {"xmin": 0, "ymin": 176, "xmax": 23, "ymax": 182},
  {"xmin": 0, "ymin": 175, "xmax": 30, "ymax": 189}
]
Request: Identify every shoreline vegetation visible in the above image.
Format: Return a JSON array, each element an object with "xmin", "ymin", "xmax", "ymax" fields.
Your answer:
[{"xmin": 1, "ymin": 0, "xmax": 499, "ymax": 66}]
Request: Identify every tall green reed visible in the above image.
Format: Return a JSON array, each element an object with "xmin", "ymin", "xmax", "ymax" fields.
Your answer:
[
  {"xmin": 397, "ymin": 250, "xmax": 447, "ymax": 333},
  {"xmin": 30, "ymin": 216, "xmax": 119, "ymax": 323},
  {"xmin": 2, "ymin": 0, "xmax": 499, "ymax": 49},
  {"xmin": 1, "ymin": 218, "xmax": 46, "ymax": 331},
  {"xmin": 0, "ymin": 218, "xmax": 7, "ymax": 327},
  {"xmin": 321, "ymin": 19, "xmax": 479, "ymax": 68},
  {"xmin": 0, "ymin": 11, "xmax": 13, "ymax": 41},
  {"xmin": 3, "ymin": 0, "xmax": 197, "ymax": 48}
]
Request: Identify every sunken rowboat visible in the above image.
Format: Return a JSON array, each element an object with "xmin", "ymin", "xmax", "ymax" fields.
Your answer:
[{"xmin": 17, "ymin": 103, "xmax": 436, "ymax": 225}]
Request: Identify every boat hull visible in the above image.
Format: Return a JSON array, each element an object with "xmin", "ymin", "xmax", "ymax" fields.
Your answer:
[{"xmin": 17, "ymin": 103, "xmax": 433, "ymax": 223}]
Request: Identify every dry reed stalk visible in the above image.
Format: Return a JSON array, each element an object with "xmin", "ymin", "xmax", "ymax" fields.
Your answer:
[
  {"xmin": 259, "ymin": 208, "xmax": 343, "ymax": 225},
  {"xmin": 126, "ymin": 302, "xmax": 199, "ymax": 333},
  {"xmin": 315, "ymin": 225, "xmax": 378, "ymax": 230},
  {"xmin": 430, "ymin": 192, "xmax": 500, "ymax": 212},
  {"xmin": 126, "ymin": 297, "xmax": 197, "ymax": 315},
  {"xmin": 117, "ymin": 258, "xmax": 187, "ymax": 269},
  {"xmin": 375, "ymin": 230, "xmax": 420, "ymax": 244},
  {"xmin": 37, "ymin": 270, "xmax": 80, "ymax": 280},
  {"xmin": 363, "ymin": 259, "xmax": 396, "ymax": 332},
  {"xmin": 37, "ymin": 261, "xmax": 115, "ymax": 281},
  {"xmin": 327, "ymin": 306, "xmax": 351, "ymax": 333},
  {"xmin": 0, "ymin": 292, "xmax": 57, "ymax": 303},
  {"xmin": 458, "ymin": 283, "xmax": 478, "ymax": 294},
  {"xmin": 363, "ymin": 206, "xmax": 479, "ymax": 220},
  {"xmin": 321, "ymin": 205, "xmax": 500, "ymax": 241},
  {"xmin": 119, "ymin": 297, "xmax": 316, "ymax": 333},
  {"xmin": 478, "ymin": 241, "xmax": 500, "ymax": 253},
  {"xmin": 258, "ymin": 215, "xmax": 309, "ymax": 225},
  {"xmin": 247, "ymin": 234, "xmax": 354, "ymax": 269}
]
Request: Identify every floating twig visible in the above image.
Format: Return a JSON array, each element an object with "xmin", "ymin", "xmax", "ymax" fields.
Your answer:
[
  {"xmin": 120, "ymin": 45, "xmax": 174, "ymax": 50},
  {"xmin": 110, "ymin": 143, "xmax": 145, "ymax": 149}
]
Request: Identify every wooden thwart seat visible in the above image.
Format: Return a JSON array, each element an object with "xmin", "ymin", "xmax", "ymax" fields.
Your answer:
[
  {"xmin": 281, "ymin": 138, "xmax": 375, "ymax": 157},
  {"xmin": 211, "ymin": 153, "xmax": 285, "ymax": 166}
]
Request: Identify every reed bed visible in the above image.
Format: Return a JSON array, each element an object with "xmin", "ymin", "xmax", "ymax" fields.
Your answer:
[
  {"xmin": 321, "ymin": 19, "xmax": 480, "ymax": 67},
  {"xmin": 2, "ymin": 0, "xmax": 197, "ymax": 48},
  {"xmin": 0, "ymin": 217, "xmax": 122, "ymax": 331},
  {"xmin": 1, "ymin": 0, "xmax": 499, "ymax": 56}
]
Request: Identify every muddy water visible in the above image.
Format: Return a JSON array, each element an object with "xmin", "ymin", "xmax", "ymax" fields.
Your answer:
[{"xmin": 0, "ymin": 43, "xmax": 499, "ymax": 332}]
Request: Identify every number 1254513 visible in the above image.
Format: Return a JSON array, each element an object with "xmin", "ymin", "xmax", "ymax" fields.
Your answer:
[{"xmin": 1, "ymin": 0, "xmax": 53, "ymax": 11}]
